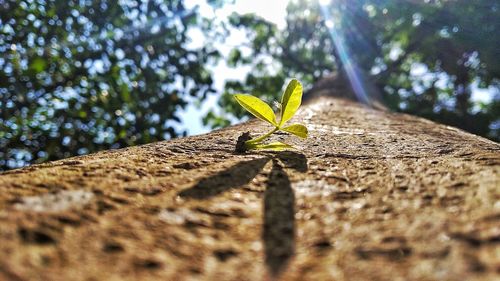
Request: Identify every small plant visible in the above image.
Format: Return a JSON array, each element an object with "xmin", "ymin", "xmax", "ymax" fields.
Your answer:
[{"xmin": 234, "ymin": 78, "xmax": 308, "ymax": 152}]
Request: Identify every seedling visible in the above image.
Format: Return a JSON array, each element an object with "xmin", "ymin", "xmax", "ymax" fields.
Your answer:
[{"xmin": 234, "ymin": 78, "xmax": 308, "ymax": 152}]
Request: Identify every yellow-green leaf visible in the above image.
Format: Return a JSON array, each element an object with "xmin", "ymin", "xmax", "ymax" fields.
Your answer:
[
  {"xmin": 282, "ymin": 123, "xmax": 308, "ymax": 138},
  {"xmin": 279, "ymin": 78, "xmax": 303, "ymax": 126},
  {"xmin": 234, "ymin": 94, "xmax": 277, "ymax": 126},
  {"xmin": 253, "ymin": 141, "xmax": 294, "ymax": 151}
]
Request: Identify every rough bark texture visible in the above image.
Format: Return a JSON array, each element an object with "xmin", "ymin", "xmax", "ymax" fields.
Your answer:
[{"xmin": 0, "ymin": 97, "xmax": 499, "ymax": 281}]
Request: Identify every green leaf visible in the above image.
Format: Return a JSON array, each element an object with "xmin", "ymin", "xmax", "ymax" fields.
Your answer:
[
  {"xmin": 279, "ymin": 78, "xmax": 303, "ymax": 126},
  {"xmin": 234, "ymin": 94, "xmax": 277, "ymax": 126},
  {"xmin": 282, "ymin": 123, "xmax": 308, "ymax": 138},
  {"xmin": 252, "ymin": 141, "xmax": 294, "ymax": 151}
]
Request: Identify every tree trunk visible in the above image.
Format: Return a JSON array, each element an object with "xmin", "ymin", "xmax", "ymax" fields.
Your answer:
[{"xmin": 0, "ymin": 96, "xmax": 498, "ymax": 281}]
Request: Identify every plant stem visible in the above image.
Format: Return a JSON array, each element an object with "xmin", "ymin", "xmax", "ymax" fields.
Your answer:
[{"xmin": 245, "ymin": 127, "xmax": 278, "ymax": 145}]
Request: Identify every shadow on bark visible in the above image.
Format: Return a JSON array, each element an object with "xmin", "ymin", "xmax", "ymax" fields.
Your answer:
[
  {"xmin": 274, "ymin": 151, "xmax": 308, "ymax": 172},
  {"xmin": 177, "ymin": 151, "xmax": 307, "ymax": 277},
  {"xmin": 178, "ymin": 158, "xmax": 269, "ymax": 199},
  {"xmin": 264, "ymin": 159, "xmax": 295, "ymax": 277}
]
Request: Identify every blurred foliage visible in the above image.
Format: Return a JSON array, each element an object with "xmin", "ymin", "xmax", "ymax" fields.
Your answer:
[
  {"xmin": 0, "ymin": 0, "xmax": 220, "ymax": 170},
  {"xmin": 209, "ymin": 0, "xmax": 499, "ymax": 142}
]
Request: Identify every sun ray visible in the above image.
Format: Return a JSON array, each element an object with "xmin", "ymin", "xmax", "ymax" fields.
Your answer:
[{"xmin": 318, "ymin": 1, "xmax": 374, "ymax": 106}]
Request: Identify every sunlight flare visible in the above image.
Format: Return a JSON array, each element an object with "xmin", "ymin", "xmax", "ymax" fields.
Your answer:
[{"xmin": 319, "ymin": 2, "xmax": 372, "ymax": 105}]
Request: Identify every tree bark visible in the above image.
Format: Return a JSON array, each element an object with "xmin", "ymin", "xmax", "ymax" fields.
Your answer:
[{"xmin": 0, "ymin": 95, "xmax": 498, "ymax": 281}]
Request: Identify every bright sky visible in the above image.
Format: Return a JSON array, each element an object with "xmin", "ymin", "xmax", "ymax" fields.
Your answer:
[
  {"xmin": 187, "ymin": 0, "xmax": 290, "ymax": 29},
  {"xmin": 176, "ymin": 0, "xmax": 290, "ymax": 136}
]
